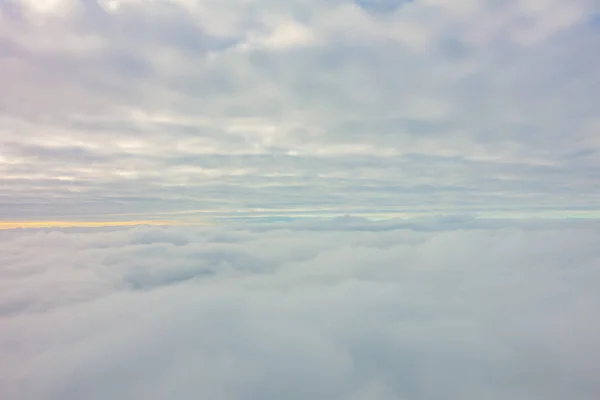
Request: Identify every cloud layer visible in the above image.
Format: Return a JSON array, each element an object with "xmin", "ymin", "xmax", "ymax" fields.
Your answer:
[
  {"xmin": 1, "ymin": 0, "xmax": 599, "ymax": 220},
  {"xmin": 2, "ymin": 218, "xmax": 600, "ymax": 399}
]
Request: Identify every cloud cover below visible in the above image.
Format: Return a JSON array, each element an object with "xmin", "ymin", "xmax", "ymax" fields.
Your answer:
[{"xmin": 2, "ymin": 218, "xmax": 600, "ymax": 399}]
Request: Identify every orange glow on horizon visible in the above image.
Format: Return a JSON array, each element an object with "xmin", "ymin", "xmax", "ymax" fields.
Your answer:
[{"xmin": 0, "ymin": 220, "xmax": 207, "ymax": 230}]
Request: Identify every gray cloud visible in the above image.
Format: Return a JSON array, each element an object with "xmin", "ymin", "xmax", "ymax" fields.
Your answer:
[
  {"xmin": 1, "ymin": 0, "xmax": 599, "ymax": 220},
  {"xmin": 1, "ymin": 218, "xmax": 600, "ymax": 399}
]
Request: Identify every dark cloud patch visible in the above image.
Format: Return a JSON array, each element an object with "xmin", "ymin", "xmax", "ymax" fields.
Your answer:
[{"xmin": 3, "ymin": 142, "xmax": 112, "ymax": 163}]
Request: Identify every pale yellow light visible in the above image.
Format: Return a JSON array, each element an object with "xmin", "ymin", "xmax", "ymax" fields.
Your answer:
[{"xmin": 0, "ymin": 220, "xmax": 205, "ymax": 230}]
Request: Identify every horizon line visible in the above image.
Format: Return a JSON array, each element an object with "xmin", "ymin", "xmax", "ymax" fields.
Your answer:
[
  {"xmin": 0, "ymin": 220, "xmax": 208, "ymax": 230},
  {"xmin": 2, "ymin": 211, "xmax": 600, "ymax": 229}
]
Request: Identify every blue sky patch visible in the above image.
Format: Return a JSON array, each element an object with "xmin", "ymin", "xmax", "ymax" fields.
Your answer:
[{"xmin": 355, "ymin": 0, "xmax": 412, "ymax": 13}]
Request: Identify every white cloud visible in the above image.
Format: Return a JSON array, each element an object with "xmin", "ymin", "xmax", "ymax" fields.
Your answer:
[{"xmin": 2, "ymin": 218, "xmax": 600, "ymax": 399}]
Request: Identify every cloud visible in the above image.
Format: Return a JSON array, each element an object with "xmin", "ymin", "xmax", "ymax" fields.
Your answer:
[
  {"xmin": 2, "ymin": 218, "xmax": 600, "ymax": 399},
  {"xmin": 1, "ymin": 0, "xmax": 599, "ymax": 220}
]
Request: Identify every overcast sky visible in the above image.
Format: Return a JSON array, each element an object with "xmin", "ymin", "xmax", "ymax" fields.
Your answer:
[{"xmin": 1, "ymin": 0, "xmax": 600, "ymax": 222}]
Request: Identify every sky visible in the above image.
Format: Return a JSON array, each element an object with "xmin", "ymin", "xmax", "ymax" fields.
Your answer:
[
  {"xmin": 2, "ymin": 218, "xmax": 600, "ymax": 399},
  {"xmin": 1, "ymin": 0, "xmax": 599, "ymax": 224},
  {"xmin": 2, "ymin": 3, "xmax": 600, "ymax": 397}
]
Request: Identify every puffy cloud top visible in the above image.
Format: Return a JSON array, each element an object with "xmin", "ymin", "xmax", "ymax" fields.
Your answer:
[{"xmin": 2, "ymin": 218, "xmax": 600, "ymax": 399}]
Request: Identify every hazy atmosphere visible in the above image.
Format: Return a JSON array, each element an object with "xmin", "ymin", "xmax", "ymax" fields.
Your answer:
[{"xmin": 2, "ymin": 0, "xmax": 600, "ymax": 399}]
